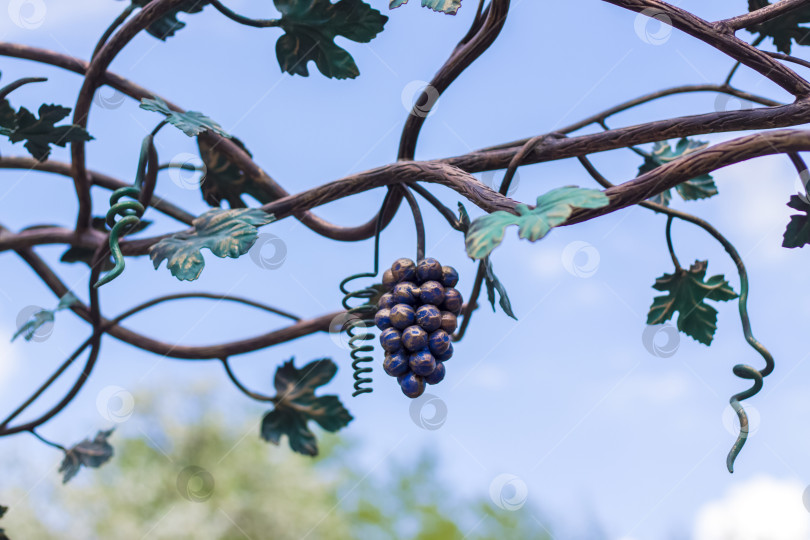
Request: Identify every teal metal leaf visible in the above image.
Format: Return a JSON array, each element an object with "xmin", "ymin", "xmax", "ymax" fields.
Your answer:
[
  {"xmin": 638, "ymin": 138, "xmax": 718, "ymax": 206},
  {"xmin": 389, "ymin": 0, "xmax": 462, "ymax": 14},
  {"xmin": 197, "ymin": 136, "xmax": 274, "ymax": 208},
  {"xmin": 126, "ymin": 0, "xmax": 208, "ymax": 40},
  {"xmin": 744, "ymin": 0, "xmax": 810, "ymax": 54},
  {"xmin": 140, "ymin": 97, "xmax": 230, "ymax": 138},
  {"xmin": 483, "ymin": 256, "xmax": 516, "ymax": 320},
  {"xmin": 59, "ymin": 429, "xmax": 114, "ymax": 484},
  {"xmin": 782, "ymin": 195, "xmax": 810, "ymax": 248},
  {"xmin": 647, "ymin": 260, "xmax": 737, "ymax": 346},
  {"xmin": 150, "ymin": 208, "xmax": 275, "ymax": 281},
  {"xmin": 260, "ymin": 358, "xmax": 353, "ymax": 456},
  {"xmin": 465, "ymin": 186, "xmax": 608, "ymax": 260},
  {"xmin": 0, "ymin": 103, "xmax": 92, "ymax": 162},
  {"xmin": 274, "ymin": 0, "xmax": 387, "ymax": 79},
  {"xmin": 12, "ymin": 292, "xmax": 78, "ymax": 342}
]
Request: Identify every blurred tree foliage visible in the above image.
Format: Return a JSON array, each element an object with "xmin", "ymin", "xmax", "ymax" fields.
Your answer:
[{"xmin": 0, "ymin": 388, "xmax": 552, "ymax": 539}]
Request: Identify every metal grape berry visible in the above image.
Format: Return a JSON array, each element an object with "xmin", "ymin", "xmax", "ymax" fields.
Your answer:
[{"xmin": 375, "ymin": 257, "xmax": 462, "ymax": 398}]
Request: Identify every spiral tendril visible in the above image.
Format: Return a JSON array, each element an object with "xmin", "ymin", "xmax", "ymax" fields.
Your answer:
[
  {"xmin": 337, "ymin": 190, "xmax": 392, "ymax": 396},
  {"xmin": 94, "ymin": 187, "xmax": 145, "ymax": 288}
]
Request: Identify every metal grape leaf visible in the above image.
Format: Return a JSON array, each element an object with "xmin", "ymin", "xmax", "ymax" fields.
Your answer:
[
  {"xmin": 0, "ymin": 103, "xmax": 92, "ymax": 161},
  {"xmin": 150, "ymin": 208, "xmax": 275, "ymax": 281},
  {"xmin": 260, "ymin": 358, "xmax": 352, "ymax": 456},
  {"xmin": 465, "ymin": 186, "xmax": 608, "ymax": 260},
  {"xmin": 483, "ymin": 257, "xmax": 516, "ymax": 320},
  {"xmin": 140, "ymin": 97, "xmax": 230, "ymax": 138},
  {"xmin": 125, "ymin": 0, "xmax": 208, "ymax": 40},
  {"xmin": 60, "ymin": 217, "xmax": 151, "ymax": 271},
  {"xmin": 782, "ymin": 195, "xmax": 810, "ymax": 248},
  {"xmin": 197, "ymin": 136, "xmax": 272, "ymax": 208},
  {"xmin": 638, "ymin": 138, "xmax": 718, "ymax": 206},
  {"xmin": 59, "ymin": 429, "xmax": 115, "ymax": 484},
  {"xmin": 389, "ymin": 0, "xmax": 462, "ymax": 14},
  {"xmin": 744, "ymin": 0, "xmax": 810, "ymax": 54},
  {"xmin": 12, "ymin": 292, "xmax": 78, "ymax": 342},
  {"xmin": 647, "ymin": 260, "xmax": 738, "ymax": 345},
  {"xmin": 274, "ymin": 0, "xmax": 387, "ymax": 79}
]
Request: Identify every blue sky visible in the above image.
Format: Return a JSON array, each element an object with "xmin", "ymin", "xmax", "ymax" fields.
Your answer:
[{"xmin": 2, "ymin": 1, "xmax": 810, "ymax": 538}]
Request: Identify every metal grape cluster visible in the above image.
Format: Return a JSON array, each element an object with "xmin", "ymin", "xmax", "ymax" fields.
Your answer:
[{"xmin": 374, "ymin": 257, "xmax": 462, "ymax": 398}]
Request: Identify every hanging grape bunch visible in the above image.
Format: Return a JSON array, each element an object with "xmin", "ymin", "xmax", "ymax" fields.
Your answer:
[{"xmin": 374, "ymin": 257, "xmax": 462, "ymax": 398}]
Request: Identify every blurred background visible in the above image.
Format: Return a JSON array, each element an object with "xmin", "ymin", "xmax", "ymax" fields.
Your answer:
[{"xmin": 2, "ymin": 1, "xmax": 810, "ymax": 538}]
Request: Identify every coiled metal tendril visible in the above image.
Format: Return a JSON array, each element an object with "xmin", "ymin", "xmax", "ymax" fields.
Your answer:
[
  {"xmin": 338, "ymin": 190, "xmax": 393, "ymax": 396},
  {"xmin": 95, "ymin": 131, "xmax": 158, "ymax": 288}
]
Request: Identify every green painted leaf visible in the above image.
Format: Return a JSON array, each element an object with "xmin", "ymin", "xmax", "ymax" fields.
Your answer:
[
  {"xmin": 150, "ymin": 208, "xmax": 275, "ymax": 281},
  {"xmin": 483, "ymin": 257, "xmax": 516, "ymax": 320},
  {"xmin": 260, "ymin": 358, "xmax": 352, "ymax": 456},
  {"xmin": 389, "ymin": 0, "xmax": 462, "ymax": 14},
  {"xmin": 140, "ymin": 97, "xmax": 229, "ymax": 138},
  {"xmin": 782, "ymin": 195, "xmax": 810, "ymax": 248},
  {"xmin": 59, "ymin": 429, "xmax": 114, "ymax": 484},
  {"xmin": 12, "ymin": 292, "xmax": 78, "ymax": 342},
  {"xmin": 126, "ymin": 0, "xmax": 208, "ymax": 40},
  {"xmin": 60, "ymin": 217, "xmax": 151, "ymax": 271},
  {"xmin": 0, "ymin": 103, "xmax": 92, "ymax": 161},
  {"xmin": 274, "ymin": 0, "xmax": 387, "ymax": 79},
  {"xmin": 638, "ymin": 138, "xmax": 718, "ymax": 206},
  {"xmin": 197, "ymin": 136, "xmax": 275, "ymax": 208},
  {"xmin": 647, "ymin": 260, "xmax": 738, "ymax": 346},
  {"xmin": 465, "ymin": 186, "xmax": 608, "ymax": 260},
  {"xmin": 744, "ymin": 0, "xmax": 810, "ymax": 54}
]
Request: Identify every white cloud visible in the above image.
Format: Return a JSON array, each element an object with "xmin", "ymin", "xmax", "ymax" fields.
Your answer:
[{"xmin": 694, "ymin": 476, "xmax": 810, "ymax": 540}]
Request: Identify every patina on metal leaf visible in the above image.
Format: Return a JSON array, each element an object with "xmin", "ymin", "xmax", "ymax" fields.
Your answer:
[
  {"xmin": 0, "ymin": 102, "xmax": 92, "ymax": 162},
  {"xmin": 274, "ymin": 0, "xmax": 387, "ymax": 79},
  {"xmin": 390, "ymin": 0, "xmax": 462, "ymax": 15},
  {"xmin": 150, "ymin": 208, "xmax": 275, "ymax": 281},
  {"xmin": 744, "ymin": 0, "xmax": 810, "ymax": 54},
  {"xmin": 59, "ymin": 429, "xmax": 115, "ymax": 484},
  {"xmin": 260, "ymin": 358, "xmax": 353, "ymax": 456},
  {"xmin": 140, "ymin": 97, "xmax": 230, "ymax": 138},
  {"xmin": 638, "ymin": 138, "xmax": 718, "ymax": 206},
  {"xmin": 782, "ymin": 195, "xmax": 810, "ymax": 248},
  {"xmin": 465, "ymin": 186, "xmax": 608, "ymax": 260},
  {"xmin": 647, "ymin": 260, "xmax": 738, "ymax": 346}
]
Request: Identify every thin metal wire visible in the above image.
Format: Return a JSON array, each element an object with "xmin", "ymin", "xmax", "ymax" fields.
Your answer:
[{"xmin": 338, "ymin": 190, "xmax": 393, "ymax": 396}]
